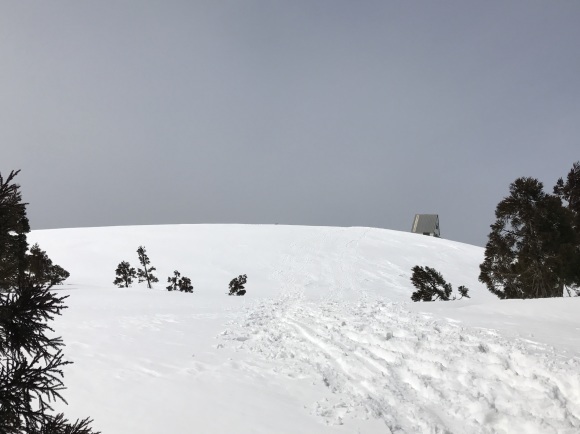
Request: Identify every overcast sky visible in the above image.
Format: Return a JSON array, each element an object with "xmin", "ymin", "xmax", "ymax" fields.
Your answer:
[{"xmin": 1, "ymin": 1, "xmax": 579, "ymax": 247}]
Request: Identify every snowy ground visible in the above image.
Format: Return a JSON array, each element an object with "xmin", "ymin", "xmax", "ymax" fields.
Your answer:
[{"xmin": 28, "ymin": 225, "xmax": 580, "ymax": 433}]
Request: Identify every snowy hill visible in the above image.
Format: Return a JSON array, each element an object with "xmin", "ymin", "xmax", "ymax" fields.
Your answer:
[{"xmin": 28, "ymin": 225, "xmax": 580, "ymax": 433}]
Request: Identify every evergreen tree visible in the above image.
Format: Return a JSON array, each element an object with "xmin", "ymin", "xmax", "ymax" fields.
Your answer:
[
  {"xmin": 553, "ymin": 161, "xmax": 580, "ymax": 295},
  {"xmin": 554, "ymin": 161, "xmax": 580, "ymax": 218},
  {"xmin": 25, "ymin": 244, "xmax": 51, "ymax": 287},
  {"xmin": 166, "ymin": 271, "xmax": 193, "ymax": 293},
  {"xmin": 178, "ymin": 276, "xmax": 193, "ymax": 293},
  {"xmin": 166, "ymin": 270, "xmax": 180, "ymax": 291},
  {"xmin": 410, "ymin": 266, "xmax": 452, "ymax": 301},
  {"xmin": 479, "ymin": 177, "xmax": 576, "ymax": 299},
  {"xmin": 457, "ymin": 285, "xmax": 470, "ymax": 300},
  {"xmin": 0, "ymin": 285, "xmax": 99, "ymax": 433},
  {"xmin": 228, "ymin": 274, "xmax": 247, "ymax": 296},
  {"xmin": 0, "ymin": 170, "xmax": 30, "ymax": 291},
  {"xmin": 136, "ymin": 246, "xmax": 158, "ymax": 289},
  {"xmin": 0, "ymin": 170, "xmax": 98, "ymax": 434},
  {"xmin": 48, "ymin": 264, "xmax": 70, "ymax": 287},
  {"xmin": 24, "ymin": 244, "xmax": 70, "ymax": 288},
  {"xmin": 113, "ymin": 261, "xmax": 136, "ymax": 288}
]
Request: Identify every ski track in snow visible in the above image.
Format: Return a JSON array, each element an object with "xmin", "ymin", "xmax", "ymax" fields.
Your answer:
[
  {"xmin": 221, "ymin": 231, "xmax": 580, "ymax": 433},
  {"xmin": 223, "ymin": 297, "xmax": 580, "ymax": 433}
]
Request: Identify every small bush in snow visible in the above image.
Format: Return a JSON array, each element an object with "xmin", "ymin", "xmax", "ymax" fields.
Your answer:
[{"xmin": 229, "ymin": 274, "xmax": 247, "ymax": 296}]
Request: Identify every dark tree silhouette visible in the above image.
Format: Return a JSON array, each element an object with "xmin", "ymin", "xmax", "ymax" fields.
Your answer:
[
  {"xmin": 178, "ymin": 276, "xmax": 193, "ymax": 293},
  {"xmin": 114, "ymin": 261, "xmax": 136, "ymax": 288},
  {"xmin": 48, "ymin": 264, "xmax": 70, "ymax": 287},
  {"xmin": 479, "ymin": 177, "xmax": 576, "ymax": 299},
  {"xmin": 0, "ymin": 170, "xmax": 30, "ymax": 291},
  {"xmin": 553, "ymin": 162, "xmax": 580, "ymax": 295},
  {"xmin": 166, "ymin": 271, "xmax": 193, "ymax": 293},
  {"xmin": 457, "ymin": 285, "xmax": 470, "ymax": 300},
  {"xmin": 410, "ymin": 266, "xmax": 452, "ymax": 302},
  {"xmin": 0, "ymin": 170, "xmax": 99, "ymax": 434},
  {"xmin": 136, "ymin": 246, "xmax": 158, "ymax": 289},
  {"xmin": 554, "ymin": 161, "xmax": 580, "ymax": 218},
  {"xmin": 166, "ymin": 270, "xmax": 180, "ymax": 292},
  {"xmin": 24, "ymin": 244, "xmax": 70, "ymax": 288},
  {"xmin": 228, "ymin": 274, "xmax": 247, "ymax": 296}
]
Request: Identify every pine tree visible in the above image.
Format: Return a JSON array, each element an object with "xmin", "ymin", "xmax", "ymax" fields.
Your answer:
[
  {"xmin": 0, "ymin": 285, "xmax": 99, "ymax": 433},
  {"xmin": 166, "ymin": 271, "xmax": 193, "ymax": 293},
  {"xmin": 457, "ymin": 285, "xmax": 470, "ymax": 299},
  {"xmin": 554, "ymin": 161, "xmax": 580, "ymax": 218},
  {"xmin": 479, "ymin": 177, "xmax": 576, "ymax": 299},
  {"xmin": 166, "ymin": 270, "xmax": 180, "ymax": 291},
  {"xmin": 553, "ymin": 161, "xmax": 580, "ymax": 295},
  {"xmin": 24, "ymin": 244, "xmax": 70, "ymax": 288},
  {"xmin": 136, "ymin": 246, "xmax": 158, "ymax": 289},
  {"xmin": 25, "ymin": 244, "xmax": 51, "ymax": 287},
  {"xmin": 0, "ymin": 170, "xmax": 30, "ymax": 291},
  {"xmin": 228, "ymin": 274, "xmax": 247, "ymax": 296},
  {"xmin": 178, "ymin": 276, "xmax": 193, "ymax": 293},
  {"xmin": 0, "ymin": 170, "xmax": 98, "ymax": 434},
  {"xmin": 48, "ymin": 264, "xmax": 70, "ymax": 286},
  {"xmin": 113, "ymin": 261, "xmax": 136, "ymax": 288},
  {"xmin": 410, "ymin": 266, "xmax": 452, "ymax": 301}
]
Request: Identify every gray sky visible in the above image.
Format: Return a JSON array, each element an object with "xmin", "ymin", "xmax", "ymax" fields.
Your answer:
[{"xmin": 1, "ymin": 1, "xmax": 579, "ymax": 247}]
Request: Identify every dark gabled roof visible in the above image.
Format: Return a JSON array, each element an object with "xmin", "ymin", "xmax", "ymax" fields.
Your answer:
[{"xmin": 412, "ymin": 214, "xmax": 440, "ymax": 235}]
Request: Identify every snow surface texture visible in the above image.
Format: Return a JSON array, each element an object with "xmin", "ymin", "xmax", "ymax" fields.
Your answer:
[{"xmin": 28, "ymin": 225, "xmax": 580, "ymax": 433}]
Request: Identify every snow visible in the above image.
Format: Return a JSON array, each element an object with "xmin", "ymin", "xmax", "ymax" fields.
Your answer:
[{"xmin": 27, "ymin": 224, "xmax": 580, "ymax": 433}]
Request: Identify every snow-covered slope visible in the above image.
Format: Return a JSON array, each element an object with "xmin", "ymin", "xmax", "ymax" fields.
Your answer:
[{"xmin": 28, "ymin": 225, "xmax": 580, "ymax": 433}]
